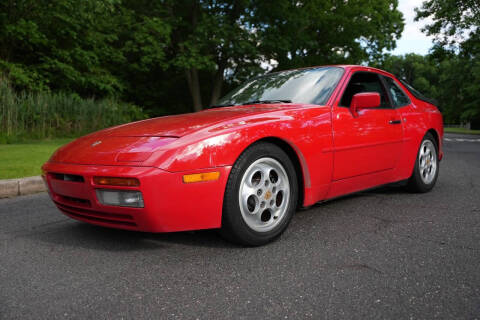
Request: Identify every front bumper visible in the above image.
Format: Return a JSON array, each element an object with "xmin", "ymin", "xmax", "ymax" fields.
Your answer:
[{"xmin": 42, "ymin": 162, "xmax": 231, "ymax": 232}]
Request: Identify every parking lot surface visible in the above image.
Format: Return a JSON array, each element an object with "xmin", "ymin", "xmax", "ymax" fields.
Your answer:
[{"xmin": 1, "ymin": 133, "xmax": 479, "ymax": 319}]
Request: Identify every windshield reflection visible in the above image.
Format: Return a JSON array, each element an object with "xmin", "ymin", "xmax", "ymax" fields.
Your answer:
[{"xmin": 218, "ymin": 67, "xmax": 344, "ymax": 106}]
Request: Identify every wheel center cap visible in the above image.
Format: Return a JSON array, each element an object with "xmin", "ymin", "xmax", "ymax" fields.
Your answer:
[{"xmin": 265, "ymin": 191, "xmax": 272, "ymax": 200}]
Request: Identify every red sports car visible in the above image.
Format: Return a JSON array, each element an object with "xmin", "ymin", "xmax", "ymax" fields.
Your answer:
[{"xmin": 42, "ymin": 65, "xmax": 443, "ymax": 245}]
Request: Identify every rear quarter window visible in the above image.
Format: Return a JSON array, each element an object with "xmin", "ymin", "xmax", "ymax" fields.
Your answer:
[
  {"xmin": 399, "ymin": 79, "xmax": 438, "ymax": 106},
  {"xmin": 383, "ymin": 76, "xmax": 410, "ymax": 108}
]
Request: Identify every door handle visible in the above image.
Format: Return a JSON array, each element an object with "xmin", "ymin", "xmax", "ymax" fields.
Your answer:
[{"xmin": 389, "ymin": 119, "xmax": 402, "ymax": 125}]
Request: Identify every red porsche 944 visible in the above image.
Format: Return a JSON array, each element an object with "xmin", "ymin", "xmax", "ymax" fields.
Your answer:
[{"xmin": 42, "ymin": 65, "xmax": 443, "ymax": 245}]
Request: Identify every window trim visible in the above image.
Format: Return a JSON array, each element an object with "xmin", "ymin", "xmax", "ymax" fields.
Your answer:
[
  {"xmin": 337, "ymin": 71, "xmax": 393, "ymax": 109},
  {"xmin": 381, "ymin": 75, "xmax": 411, "ymax": 109}
]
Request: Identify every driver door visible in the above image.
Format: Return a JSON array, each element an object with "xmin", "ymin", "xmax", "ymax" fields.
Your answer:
[{"xmin": 331, "ymin": 70, "xmax": 403, "ymax": 181}]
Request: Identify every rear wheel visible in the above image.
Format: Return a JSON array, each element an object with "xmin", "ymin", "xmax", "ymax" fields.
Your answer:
[
  {"xmin": 220, "ymin": 142, "xmax": 298, "ymax": 246},
  {"xmin": 406, "ymin": 133, "xmax": 439, "ymax": 193}
]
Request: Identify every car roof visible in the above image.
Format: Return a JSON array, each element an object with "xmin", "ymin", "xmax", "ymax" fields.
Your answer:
[{"xmin": 277, "ymin": 65, "xmax": 395, "ymax": 78}]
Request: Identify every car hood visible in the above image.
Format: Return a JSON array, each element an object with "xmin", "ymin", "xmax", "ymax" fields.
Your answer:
[
  {"xmin": 48, "ymin": 104, "xmax": 301, "ymax": 166},
  {"xmin": 97, "ymin": 105, "xmax": 292, "ymax": 138}
]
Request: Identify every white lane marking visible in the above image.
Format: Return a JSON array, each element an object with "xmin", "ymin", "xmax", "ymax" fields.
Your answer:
[{"xmin": 444, "ymin": 138, "xmax": 480, "ymax": 142}]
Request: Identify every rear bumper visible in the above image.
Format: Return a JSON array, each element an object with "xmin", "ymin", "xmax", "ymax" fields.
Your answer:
[{"xmin": 42, "ymin": 162, "xmax": 231, "ymax": 232}]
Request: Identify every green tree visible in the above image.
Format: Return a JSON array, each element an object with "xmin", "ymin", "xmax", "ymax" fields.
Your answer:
[
  {"xmin": 166, "ymin": 0, "xmax": 263, "ymax": 110},
  {"xmin": 0, "ymin": 0, "xmax": 405, "ymax": 115},
  {"xmin": 415, "ymin": 0, "xmax": 479, "ymax": 47},
  {"xmin": 254, "ymin": 0, "xmax": 404, "ymax": 69},
  {"xmin": 0, "ymin": 0, "xmax": 122, "ymax": 95},
  {"xmin": 165, "ymin": 0, "xmax": 404, "ymax": 111},
  {"xmin": 0, "ymin": 0, "xmax": 171, "ymax": 98},
  {"xmin": 416, "ymin": 0, "xmax": 480, "ymax": 126}
]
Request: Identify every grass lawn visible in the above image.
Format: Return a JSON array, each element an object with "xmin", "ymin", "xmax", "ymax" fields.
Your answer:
[
  {"xmin": 0, "ymin": 139, "xmax": 72, "ymax": 179},
  {"xmin": 444, "ymin": 127, "xmax": 480, "ymax": 135}
]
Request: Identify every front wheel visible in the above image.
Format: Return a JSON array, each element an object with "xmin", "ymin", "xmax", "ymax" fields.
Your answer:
[
  {"xmin": 220, "ymin": 142, "xmax": 298, "ymax": 246},
  {"xmin": 406, "ymin": 132, "xmax": 439, "ymax": 193}
]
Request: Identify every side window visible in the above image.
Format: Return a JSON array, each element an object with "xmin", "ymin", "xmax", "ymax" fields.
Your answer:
[
  {"xmin": 339, "ymin": 72, "xmax": 390, "ymax": 108},
  {"xmin": 383, "ymin": 76, "xmax": 410, "ymax": 107}
]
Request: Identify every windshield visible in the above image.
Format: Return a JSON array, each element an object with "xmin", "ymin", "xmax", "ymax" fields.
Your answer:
[{"xmin": 217, "ymin": 67, "xmax": 344, "ymax": 106}]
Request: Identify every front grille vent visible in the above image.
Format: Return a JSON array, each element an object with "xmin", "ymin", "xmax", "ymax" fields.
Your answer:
[
  {"xmin": 54, "ymin": 202, "xmax": 137, "ymax": 227},
  {"xmin": 50, "ymin": 173, "xmax": 84, "ymax": 182},
  {"xmin": 57, "ymin": 195, "xmax": 91, "ymax": 207}
]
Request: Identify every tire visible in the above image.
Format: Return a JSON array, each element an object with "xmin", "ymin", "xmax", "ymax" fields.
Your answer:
[
  {"xmin": 220, "ymin": 142, "xmax": 298, "ymax": 246},
  {"xmin": 406, "ymin": 132, "xmax": 439, "ymax": 193}
]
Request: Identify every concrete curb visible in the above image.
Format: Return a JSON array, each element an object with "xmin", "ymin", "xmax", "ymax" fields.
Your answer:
[{"xmin": 0, "ymin": 176, "xmax": 46, "ymax": 199}]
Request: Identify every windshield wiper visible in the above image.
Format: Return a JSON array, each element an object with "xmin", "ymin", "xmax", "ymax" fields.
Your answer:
[
  {"xmin": 208, "ymin": 99, "xmax": 292, "ymax": 109},
  {"xmin": 207, "ymin": 103, "xmax": 235, "ymax": 109},
  {"xmin": 241, "ymin": 99, "xmax": 292, "ymax": 105}
]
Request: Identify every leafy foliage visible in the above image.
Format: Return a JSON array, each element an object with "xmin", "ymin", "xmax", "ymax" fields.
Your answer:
[
  {"xmin": 414, "ymin": 0, "xmax": 480, "ymax": 126},
  {"xmin": 0, "ymin": 0, "xmax": 404, "ymax": 114},
  {"xmin": 415, "ymin": 0, "xmax": 480, "ymax": 47},
  {"xmin": 253, "ymin": 0, "xmax": 404, "ymax": 68},
  {"xmin": 2, "ymin": 0, "xmax": 478, "ymax": 130}
]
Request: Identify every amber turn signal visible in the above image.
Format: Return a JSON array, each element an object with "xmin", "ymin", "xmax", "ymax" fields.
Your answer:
[
  {"xmin": 183, "ymin": 171, "xmax": 220, "ymax": 183},
  {"xmin": 93, "ymin": 176, "xmax": 140, "ymax": 187}
]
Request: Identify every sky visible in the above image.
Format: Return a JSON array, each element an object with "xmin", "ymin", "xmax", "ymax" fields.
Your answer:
[{"xmin": 389, "ymin": 0, "xmax": 435, "ymax": 55}]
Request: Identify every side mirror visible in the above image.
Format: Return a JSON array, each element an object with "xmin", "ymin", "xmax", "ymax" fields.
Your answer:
[{"xmin": 350, "ymin": 92, "xmax": 381, "ymax": 117}]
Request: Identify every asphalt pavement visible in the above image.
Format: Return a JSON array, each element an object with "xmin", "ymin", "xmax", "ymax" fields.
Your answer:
[{"xmin": 1, "ymin": 133, "xmax": 479, "ymax": 319}]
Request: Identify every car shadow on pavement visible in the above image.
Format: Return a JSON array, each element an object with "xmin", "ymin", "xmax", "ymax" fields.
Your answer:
[
  {"xmin": 306, "ymin": 184, "xmax": 408, "ymax": 210},
  {"xmin": 24, "ymin": 220, "xmax": 239, "ymax": 251},
  {"xmin": 24, "ymin": 184, "xmax": 407, "ymax": 252}
]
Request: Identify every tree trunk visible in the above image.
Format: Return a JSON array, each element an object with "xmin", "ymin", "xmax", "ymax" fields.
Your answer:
[
  {"xmin": 184, "ymin": 0, "xmax": 203, "ymax": 112},
  {"xmin": 210, "ymin": 64, "xmax": 225, "ymax": 106},
  {"xmin": 186, "ymin": 68, "xmax": 203, "ymax": 111}
]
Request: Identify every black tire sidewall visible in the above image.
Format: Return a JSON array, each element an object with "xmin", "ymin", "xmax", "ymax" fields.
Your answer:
[
  {"xmin": 408, "ymin": 133, "xmax": 439, "ymax": 193},
  {"xmin": 221, "ymin": 142, "xmax": 298, "ymax": 246}
]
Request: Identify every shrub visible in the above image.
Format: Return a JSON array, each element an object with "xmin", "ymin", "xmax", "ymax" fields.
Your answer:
[{"xmin": 0, "ymin": 77, "xmax": 146, "ymax": 143}]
